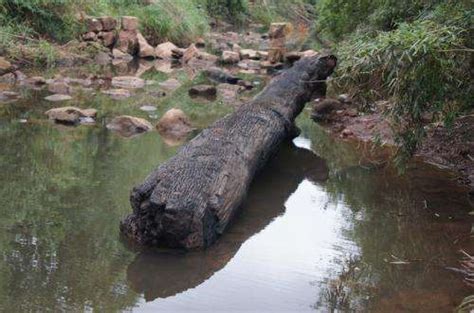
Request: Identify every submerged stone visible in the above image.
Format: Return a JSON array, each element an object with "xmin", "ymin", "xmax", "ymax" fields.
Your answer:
[
  {"xmin": 111, "ymin": 76, "xmax": 145, "ymax": 89},
  {"xmin": 139, "ymin": 105, "xmax": 157, "ymax": 112},
  {"xmin": 159, "ymin": 78, "xmax": 181, "ymax": 91},
  {"xmin": 45, "ymin": 106, "xmax": 97, "ymax": 124},
  {"xmin": 44, "ymin": 94, "xmax": 73, "ymax": 102},
  {"xmin": 107, "ymin": 115, "xmax": 153, "ymax": 137},
  {"xmin": 156, "ymin": 108, "xmax": 193, "ymax": 138}
]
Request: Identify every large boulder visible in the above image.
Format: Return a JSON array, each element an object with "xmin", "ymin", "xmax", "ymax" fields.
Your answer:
[
  {"xmin": 0, "ymin": 57, "xmax": 13, "ymax": 76},
  {"xmin": 99, "ymin": 16, "xmax": 117, "ymax": 31},
  {"xmin": 111, "ymin": 76, "xmax": 145, "ymax": 89},
  {"xmin": 222, "ymin": 51, "xmax": 240, "ymax": 64},
  {"xmin": 137, "ymin": 33, "xmax": 155, "ymax": 58},
  {"xmin": 107, "ymin": 115, "xmax": 153, "ymax": 137},
  {"xmin": 156, "ymin": 108, "xmax": 193, "ymax": 138},
  {"xmin": 155, "ymin": 42, "xmax": 178, "ymax": 59},
  {"xmin": 121, "ymin": 16, "xmax": 139, "ymax": 31},
  {"xmin": 45, "ymin": 106, "xmax": 97, "ymax": 124}
]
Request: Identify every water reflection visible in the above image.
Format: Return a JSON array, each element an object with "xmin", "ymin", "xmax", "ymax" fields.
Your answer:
[
  {"xmin": 0, "ymin": 62, "xmax": 472, "ymax": 311},
  {"xmin": 126, "ymin": 141, "xmax": 329, "ymax": 301}
]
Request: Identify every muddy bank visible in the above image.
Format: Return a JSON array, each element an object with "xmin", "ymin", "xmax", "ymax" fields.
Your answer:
[{"xmin": 312, "ymin": 102, "xmax": 474, "ymax": 190}]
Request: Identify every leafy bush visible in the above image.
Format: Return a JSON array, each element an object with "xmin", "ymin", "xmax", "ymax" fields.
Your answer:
[
  {"xmin": 198, "ymin": 0, "xmax": 249, "ymax": 24},
  {"xmin": 321, "ymin": 1, "xmax": 473, "ymax": 163}
]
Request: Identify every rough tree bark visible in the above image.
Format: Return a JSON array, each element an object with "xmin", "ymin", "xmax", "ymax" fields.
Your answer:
[
  {"xmin": 120, "ymin": 55, "xmax": 337, "ymax": 249},
  {"xmin": 126, "ymin": 142, "xmax": 329, "ymax": 300}
]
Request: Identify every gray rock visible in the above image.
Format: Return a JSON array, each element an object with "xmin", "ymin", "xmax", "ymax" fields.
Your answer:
[
  {"xmin": 111, "ymin": 76, "xmax": 145, "ymax": 89},
  {"xmin": 159, "ymin": 78, "xmax": 181, "ymax": 91},
  {"xmin": 101, "ymin": 88, "xmax": 131, "ymax": 99},
  {"xmin": 44, "ymin": 94, "xmax": 73, "ymax": 102},
  {"xmin": 139, "ymin": 105, "xmax": 157, "ymax": 112},
  {"xmin": 45, "ymin": 106, "xmax": 96, "ymax": 124},
  {"xmin": 107, "ymin": 115, "xmax": 153, "ymax": 137}
]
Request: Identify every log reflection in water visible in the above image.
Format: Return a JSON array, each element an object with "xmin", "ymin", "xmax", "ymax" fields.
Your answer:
[{"xmin": 126, "ymin": 140, "xmax": 329, "ymax": 301}]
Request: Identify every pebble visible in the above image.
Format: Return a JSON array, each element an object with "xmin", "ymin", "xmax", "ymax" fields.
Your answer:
[{"xmin": 140, "ymin": 105, "xmax": 157, "ymax": 112}]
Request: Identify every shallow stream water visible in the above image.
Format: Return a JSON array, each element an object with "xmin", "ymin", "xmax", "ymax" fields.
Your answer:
[{"xmin": 0, "ymin": 62, "xmax": 472, "ymax": 312}]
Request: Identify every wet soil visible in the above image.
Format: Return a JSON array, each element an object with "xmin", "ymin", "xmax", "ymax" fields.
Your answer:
[{"xmin": 316, "ymin": 105, "xmax": 474, "ymax": 190}]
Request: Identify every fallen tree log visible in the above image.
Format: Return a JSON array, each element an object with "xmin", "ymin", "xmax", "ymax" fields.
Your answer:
[
  {"xmin": 120, "ymin": 55, "xmax": 337, "ymax": 249},
  {"xmin": 126, "ymin": 142, "xmax": 329, "ymax": 300}
]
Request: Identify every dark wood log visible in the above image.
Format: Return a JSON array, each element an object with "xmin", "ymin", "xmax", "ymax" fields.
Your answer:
[
  {"xmin": 126, "ymin": 142, "xmax": 329, "ymax": 301},
  {"xmin": 120, "ymin": 55, "xmax": 337, "ymax": 249}
]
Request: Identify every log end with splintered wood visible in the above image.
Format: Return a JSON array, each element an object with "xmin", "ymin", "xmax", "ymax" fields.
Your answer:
[{"xmin": 120, "ymin": 55, "xmax": 337, "ymax": 249}]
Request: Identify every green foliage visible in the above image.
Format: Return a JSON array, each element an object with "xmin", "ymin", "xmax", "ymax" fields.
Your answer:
[
  {"xmin": 89, "ymin": 0, "xmax": 209, "ymax": 45},
  {"xmin": 319, "ymin": 1, "xmax": 473, "ymax": 163},
  {"xmin": 198, "ymin": 0, "xmax": 249, "ymax": 24},
  {"xmin": 315, "ymin": 0, "xmax": 446, "ymax": 41},
  {"xmin": 250, "ymin": 0, "xmax": 315, "ymax": 27},
  {"xmin": 0, "ymin": 0, "xmax": 82, "ymax": 42}
]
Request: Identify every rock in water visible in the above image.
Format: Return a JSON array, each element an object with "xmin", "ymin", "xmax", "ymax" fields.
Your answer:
[
  {"xmin": 155, "ymin": 42, "xmax": 178, "ymax": 59},
  {"xmin": 158, "ymin": 78, "xmax": 181, "ymax": 91},
  {"xmin": 111, "ymin": 76, "xmax": 145, "ymax": 89},
  {"xmin": 48, "ymin": 81, "xmax": 71, "ymax": 95},
  {"xmin": 44, "ymin": 94, "xmax": 73, "ymax": 102},
  {"xmin": 188, "ymin": 85, "xmax": 217, "ymax": 97},
  {"xmin": 101, "ymin": 88, "xmax": 131, "ymax": 99},
  {"xmin": 204, "ymin": 67, "xmax": 239, "ymax": 84},
  {"xmin": 222, "ymin": 51, "xmax": 240, "ymax": 64},
  {"xmin": 107, "ymin": 115, "xmax": 153, "ymax": 137},
  {"xmin": 137, "ymin": 33, "xmax": 155, "ymax": 58},
  {"xmin": 310, "ymin": 98, "xmax": 343, "ymax": 121},
  {"xmin": 45, "ymin": 106, "xmax": 97, "ymax": 124},
  {"xmin": 139, "ymin": 105, "xmax": 157, "ymax": 112},
  {"xmin": 156, "ymin": 108, "xmax": 193, "ymax": 138},
  {"xmin": 182, "ymin": 44, "xmax": 200, "ymax": 64},
  {"xmin": 112, "ymin": 49, "xmax": 133, "ymax": 60}
]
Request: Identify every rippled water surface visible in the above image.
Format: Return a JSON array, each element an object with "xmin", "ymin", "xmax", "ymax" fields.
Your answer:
[{"xmin": 0, "ymin": 63, "xmax": 472, "ymax": 312}]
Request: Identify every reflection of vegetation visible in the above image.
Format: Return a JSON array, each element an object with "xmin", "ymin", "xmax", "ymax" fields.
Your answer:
[
  {"xmin": 299, "ymin": 114, "xmax": 473, "ymax": 311},
  {"xmin": 0, "ymin": 121, "xmax": 183, "ymax": 311},
  {"xmin": 457, "ymin": 295, "xmax": 474, "ymax": 313},
  {"xmin": 318, "ymin": 256, "xmax": 374, "ymax": 312}
]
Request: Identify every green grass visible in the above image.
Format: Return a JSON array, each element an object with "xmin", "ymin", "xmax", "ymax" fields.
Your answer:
[{"xmin": 317, "ymin": 1, "xmax": 473, "ymax": 164}]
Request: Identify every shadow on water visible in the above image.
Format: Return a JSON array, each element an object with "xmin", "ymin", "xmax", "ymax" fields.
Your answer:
[{"xmin": 126, "ymin": 140, "xmax": 329, "ymax": 301}]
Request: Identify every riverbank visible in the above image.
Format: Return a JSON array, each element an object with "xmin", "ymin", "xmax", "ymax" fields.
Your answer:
[{"xmin": 311, "ymin": 101, "xmax": 474, "ymax": 191}]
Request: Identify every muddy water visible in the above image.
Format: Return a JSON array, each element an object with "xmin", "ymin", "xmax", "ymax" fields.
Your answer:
[{"xmin": 0, "ymin": 63, "xmax": 472, "ymax": 312}]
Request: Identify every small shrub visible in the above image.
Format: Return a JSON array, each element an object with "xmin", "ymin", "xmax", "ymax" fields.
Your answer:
[{"xmin": 328, "ymin": 2, "xmax": 473, "ymax": 164}]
